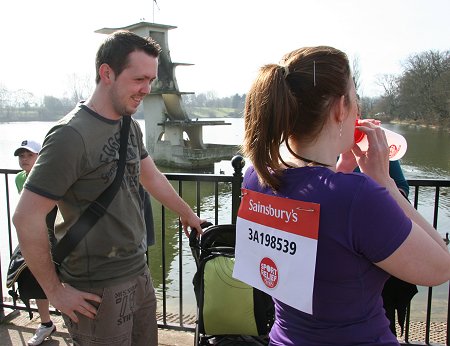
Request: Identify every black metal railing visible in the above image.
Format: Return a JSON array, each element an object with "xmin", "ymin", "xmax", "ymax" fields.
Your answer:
[
  {"xmin": 1, "ymin": 162, "xmax": 449, "ymax": 345},
  {"xmin": 401, "ymin": 179, "xmax": 450, "ymax": 345}
]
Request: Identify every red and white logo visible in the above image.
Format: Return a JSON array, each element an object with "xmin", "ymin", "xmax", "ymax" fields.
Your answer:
[
  {"xmin": 389, "ymin": 144, "xmax": 401, "ymax": 159},
  {"xmin": 260, "ymin": 257, "xmax": 279, "ymax": 289}
]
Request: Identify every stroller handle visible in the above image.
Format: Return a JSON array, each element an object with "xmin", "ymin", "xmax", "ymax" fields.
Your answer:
[
  {"xmin": 189, "ymin": 221, "xmax": 213, "ymax": 247},
  {"xmin": 189, "ymin": 221, "xmax": 213, "ymax": 267}
]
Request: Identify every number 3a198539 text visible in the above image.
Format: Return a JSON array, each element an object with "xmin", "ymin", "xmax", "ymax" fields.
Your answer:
[{"xmin": 248, "ymin": 227, "xmax": 297, "ymax": 255}]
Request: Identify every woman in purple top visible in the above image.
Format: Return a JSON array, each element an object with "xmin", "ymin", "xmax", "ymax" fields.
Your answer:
[{"xmin": 241, "ymin": 46, "xmax": 450, "ymax": 345}]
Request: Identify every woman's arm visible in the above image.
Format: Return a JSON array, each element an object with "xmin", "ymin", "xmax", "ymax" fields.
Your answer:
[
  {"xmin": 376, "ymin": 218, "xmax": 450, "ymax": 286},
  {"xmin": 353, "ymin": 122, "xmax": 450, "ymax": 286}
]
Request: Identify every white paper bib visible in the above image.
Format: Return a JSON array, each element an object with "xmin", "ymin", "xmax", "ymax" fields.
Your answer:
[{"xmin": 233, "ymin": 188, "xmax": 320, "ymax": 314}]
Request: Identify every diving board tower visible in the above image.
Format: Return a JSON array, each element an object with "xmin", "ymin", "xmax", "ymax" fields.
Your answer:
[{"xmin": 96, "ymin": 22, "xmax": 239, "ymax": 169}]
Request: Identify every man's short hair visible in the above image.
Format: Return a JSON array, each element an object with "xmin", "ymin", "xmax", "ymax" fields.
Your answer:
[{"xmin": 95, "ymin": 30, "xmax": 162, "ymax": 84}]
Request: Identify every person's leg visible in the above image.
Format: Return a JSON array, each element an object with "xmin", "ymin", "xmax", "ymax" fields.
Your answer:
[
  {"xmin": 36, "ymin": 299, "xmax": 51, "ymax": 323},
  {"xmin": 132, "ymin": 268, "xmax": 158, "ymax": 346},
  {"xmin": 62, "ymin": 271, "xmax": 157, "ymax": 346},
  {"xmin": 62, "ymin": 285, "xmax": 128, "ymax": 346},
  {"xmin": 28, "ymin": 299, "xmax": 56, "ymax": 346}
]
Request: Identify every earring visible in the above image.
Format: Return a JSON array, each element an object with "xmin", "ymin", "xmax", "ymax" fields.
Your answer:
[{"xmin": 339, "ymin": 121, "xmax": 343, "ymax": 138}]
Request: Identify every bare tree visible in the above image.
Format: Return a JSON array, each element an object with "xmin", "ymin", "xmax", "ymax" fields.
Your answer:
[
  {"xmin": 65, "ymin": 73, "xmax": 94, "ymax": 104},
  {"xmin": 13, "ymin": 89, "xmax": 38, "ymax": 108},
  {"xmin": 376, "ymin": 74, "xmax": 400, "ymax": 118},
  {"xmin": 205, "ymin": 90, "xmax": 219, "ymax": 107},
  {"xmin": 0, "ymin": 84, "xmax": 7, "ymax": 108},
  {"xmin": 397, "ymin": 50, "xmax": 450, "ymax": 123},
  {"xmin": 351, "ymin": 55, "xmax": 361, "ymax": 93}
]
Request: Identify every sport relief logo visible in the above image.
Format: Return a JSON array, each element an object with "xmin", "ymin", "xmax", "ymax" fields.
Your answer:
[
  {"xmin": 389, "ymin": 144, "xmax": 401, "ymax": 159},
  {"xmin": 260, "ymin": 257, "xmax": 279, "ymax": 288}
]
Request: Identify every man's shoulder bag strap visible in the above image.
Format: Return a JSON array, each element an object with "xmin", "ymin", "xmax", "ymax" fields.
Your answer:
[{"xmin": 52, "ymin": 115, "xmax": 131, "ymax": 266}]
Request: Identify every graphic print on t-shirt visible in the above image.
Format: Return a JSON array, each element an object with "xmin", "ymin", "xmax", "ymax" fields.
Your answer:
[{"xmin": 98, "ymin": 123, "xmax": 140, "ymax": 190}]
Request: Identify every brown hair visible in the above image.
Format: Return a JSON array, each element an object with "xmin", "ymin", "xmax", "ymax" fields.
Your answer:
[
  {"xmin": 243, "ymin": 46, "xmax": 351, "ymax": 191},
  {"xmin": 95, "ymin": 30, "xmax": 161, "ymax": 84}
]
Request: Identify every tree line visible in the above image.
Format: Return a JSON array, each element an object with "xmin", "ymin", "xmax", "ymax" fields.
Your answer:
[
  {"xmin": 361, "ymin": 49, "xmax": 449, "ymax": 127},
  {"xmin": 1, "ymin": 49, "xmax": 449, "ymax": 127},
  {"xmin": 0, "ymin": 86, "xmax": 245, "ymax": 122}
]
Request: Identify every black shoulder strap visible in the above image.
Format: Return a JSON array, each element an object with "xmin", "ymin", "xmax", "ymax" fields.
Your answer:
[{"xmin": 52, "ymin": 116, "xmax": 131, "ymax": 266}]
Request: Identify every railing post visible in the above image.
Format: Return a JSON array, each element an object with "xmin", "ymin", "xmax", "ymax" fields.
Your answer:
[
  {"xmin": 231, "ymin": 155, "xmax": 245, "ymax": 224},
  {"xmin": 0, "ymin": 265, "xmax": 4, "ymax": 322},
  {"xmin": 1, "ymin": 173, "xmax": 11, "ymax": 322}
]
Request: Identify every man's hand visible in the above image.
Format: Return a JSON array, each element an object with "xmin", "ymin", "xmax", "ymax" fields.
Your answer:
[
  {"xmin": 179, "ymin": 213, "xmax": 207, "ymax": 238},
  {"xmin": 49, "ymin": 283, "xmax": 102, "ymax": 323}
]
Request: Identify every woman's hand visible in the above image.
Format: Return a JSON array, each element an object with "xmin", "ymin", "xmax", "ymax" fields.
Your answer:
[
  {"xmin": 337, "ymin": 119, "xmax": 382, "ymax": 173},
  {"xmin": 359, "ymin": 118, "xmax": 381, "ymax": 126},
  {"xmin": 352, "ymin": 121, "xmax": 391, "ymax": 187},
  {"xmin": 336, "ymin": 150, "xmax": 357, "ymax": 173}
]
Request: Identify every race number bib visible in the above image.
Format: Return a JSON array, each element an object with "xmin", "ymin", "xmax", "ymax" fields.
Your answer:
[{"xmin": 233, "ymin": 188, "xmax": 320, "ymax": 314}]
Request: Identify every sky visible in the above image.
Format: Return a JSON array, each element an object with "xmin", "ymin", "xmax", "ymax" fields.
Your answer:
[{"xmin": 0, "ymin": 0, "xmax": 449, "ymax": 100}]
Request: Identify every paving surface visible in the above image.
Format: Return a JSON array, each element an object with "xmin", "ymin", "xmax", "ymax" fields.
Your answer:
[
  {"xmin": 0, "ymin": 309, "xmax": 195, "ymax": 346},
  {"xmin": 1, "ymin": 308, "xmax": 448, "ymax": 345}
]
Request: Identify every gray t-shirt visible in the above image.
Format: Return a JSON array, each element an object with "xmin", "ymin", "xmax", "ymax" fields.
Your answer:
[{"xmin": 25, "ymin": 104, "xmax": 149, "ymax": 288}]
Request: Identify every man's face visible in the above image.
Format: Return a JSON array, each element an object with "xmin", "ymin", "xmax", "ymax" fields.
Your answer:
[{"xmin": 110, "ymin": 50, "xmax": 158, "ymax": 117}]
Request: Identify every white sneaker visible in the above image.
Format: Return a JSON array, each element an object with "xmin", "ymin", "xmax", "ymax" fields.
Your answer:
[{"xmin": 27, "ymin": 324, "xmax": 56, "ymax": 346}]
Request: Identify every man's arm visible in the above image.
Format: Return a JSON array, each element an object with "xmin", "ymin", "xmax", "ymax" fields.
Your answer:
[
  {"xmin": 13, "ymin": 189, "xmax": 101, "ymax": 322},
  {"xmin": 140, "ymin": 156, "xmax": 203, "ymax": 236}
]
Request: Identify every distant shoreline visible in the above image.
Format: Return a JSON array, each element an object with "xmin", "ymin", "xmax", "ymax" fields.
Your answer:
[
  {"xmin": 388, "ymin": 119, "xmax": 450, "ymax": 132},
  {"xmin": 2, "ymin": 115, "xmax": 448, "ymax": 130},
  {"xmin": 0, "ymin": 107, "xmax": 243, "ymax": 123},
  {"xmin": 366, "ymin": 115, "xmax": 450, "ymax": 132}
]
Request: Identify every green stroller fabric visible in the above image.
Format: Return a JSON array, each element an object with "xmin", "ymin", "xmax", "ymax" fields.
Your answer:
[
  {"xmin": 200, "ymin": 253, "xmax": 259, "ymax": 335},
  {"xmin": 191, "ymin": 223, "xmax": 274, "ymax": 340}
]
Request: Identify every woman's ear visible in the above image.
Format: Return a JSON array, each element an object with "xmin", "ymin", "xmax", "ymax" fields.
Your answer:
[{"xmin": 333, "ymin": 95, "xmax": 346, "ymax": 123}]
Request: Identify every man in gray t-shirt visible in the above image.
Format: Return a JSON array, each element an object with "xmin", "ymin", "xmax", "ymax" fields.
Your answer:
[{"xmin": 13, "ymin": 30, "xmax": 204, "ymax": 346}]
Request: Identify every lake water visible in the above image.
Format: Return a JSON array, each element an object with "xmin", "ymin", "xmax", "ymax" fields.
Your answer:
[{"xmin": 1, "ymin": 118, "xmax": 450, "ymax": 322}]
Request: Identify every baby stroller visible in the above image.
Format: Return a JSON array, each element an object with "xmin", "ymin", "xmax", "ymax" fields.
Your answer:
[{"xmin": 189, "ymin": 223, "xmax": 274, "ymax": 346}]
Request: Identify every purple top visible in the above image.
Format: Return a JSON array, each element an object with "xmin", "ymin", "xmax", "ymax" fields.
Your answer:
[{"xmin": 243, "ymin": 166, "xmax": 412, "ymax": 346}]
